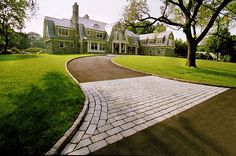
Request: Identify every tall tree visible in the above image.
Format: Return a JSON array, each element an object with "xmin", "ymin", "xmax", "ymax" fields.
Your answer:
[
  {"xmin": 0, "ymin": 0, "xmax": 37, "ymax": 54},
  {"xmin": 123, "ymin": 0, "xmax": 234, "ymax": 67},
  {"xmin": 205, "ymin": 27, "xmax": 235, "ymax": 59}
]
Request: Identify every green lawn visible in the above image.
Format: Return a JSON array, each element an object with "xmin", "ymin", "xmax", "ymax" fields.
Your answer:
[
  {"xmin": 0, "ymin": 54, "xmax": 91, "ymax": 155},
  {"xmin": 113, "ymin": 55, "xmax": 236, "ymax": 87}
]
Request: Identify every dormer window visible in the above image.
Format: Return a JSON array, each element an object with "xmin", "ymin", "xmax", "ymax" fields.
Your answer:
[
  {"xmin": 93, "ymin": 24, "xmax": 100, "ymax": 28},
  {"xmin": 157, "ymin": 39, "xmax": 162, "ymax": 44},
  {"xmin": 58, "ymin": 28, "xmax": 69, "ymax": 36},
  {"xmin": 96, "ymin": 32, "xmax": 103, "ymax": 39},
  {"xmin": 87, "ymin": 30, "xmax": 90, "ymax": 36}
]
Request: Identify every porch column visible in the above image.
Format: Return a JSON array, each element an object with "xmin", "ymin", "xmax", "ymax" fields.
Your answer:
[
  {"xmin": 97, "ymin": 43, "xmax": 100, "ymax": 52},
  {"xmin": 135, "ymin": 47, "xmax": 138, "ymax": 55},
  {"xmin": 112, "ymin": 42, "xmax": 114, "ymax": 53},
  {"xmin": 125, "ymin": 44, "xmax": 127, "ymax": 54},
  {"xmin": 119, "ymin": 43, "xmax": 121, "ymax": 53},
  {"xmin": 87, "ymin": 41, "xmax": 90, "ymax": 53}
]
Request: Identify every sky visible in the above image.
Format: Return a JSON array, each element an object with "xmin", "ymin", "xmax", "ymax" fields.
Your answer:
[{"xmin": 23, "ymin": 0, "xmax": 236, "ymax": 41}]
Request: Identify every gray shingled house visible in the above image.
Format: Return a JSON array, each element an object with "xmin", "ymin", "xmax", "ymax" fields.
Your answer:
[{"xmin": 43, "ymin": 2, "xmax": 175, "ymax": 55}]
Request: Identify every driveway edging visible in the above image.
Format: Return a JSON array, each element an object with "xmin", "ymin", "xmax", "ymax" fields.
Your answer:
[
  {"xmin": 111, "ymin": 56, "xmax": 232, "ymax": 89},
  {"xmin": 46, "ymin": 56, "xmax": 93, "ymax": 155}
]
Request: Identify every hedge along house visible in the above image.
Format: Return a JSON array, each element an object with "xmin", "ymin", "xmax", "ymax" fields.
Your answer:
[
  {"xmin": 139, "ymin": 32, "xmax": 175, "ymax": 56},
  {"xmin": 43, "ymin": 2, "xmax": 174, "ymax": 55}
]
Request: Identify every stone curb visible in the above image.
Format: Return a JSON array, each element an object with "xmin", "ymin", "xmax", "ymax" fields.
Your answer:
[
  {"xmin": 111, "ymin": 55, "xmax": 232, "ymax": 89},
  {"xmin": 45, "ymin": 55, "xmax": 96, "ymax": 155}
]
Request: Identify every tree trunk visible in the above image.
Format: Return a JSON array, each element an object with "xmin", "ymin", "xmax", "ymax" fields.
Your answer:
[
  {"xmin": 2, "ymin": 35, "xmax": 9, "ymax": 54},
  {"xmin": 186, "ymin": 40, "xmax": 197, "ymax": 67}
]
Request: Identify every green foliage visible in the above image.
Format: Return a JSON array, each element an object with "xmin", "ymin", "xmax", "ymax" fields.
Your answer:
[
  {"xmin": 122, "ymin": 0, "xmax": 234, "ymax": 67},
  {"xmin": 197, "ymin": 45, "xmax": 206, "ymax": 51},
  {"xmin": 127, "ymin": 21, "xmax": 167, "ymax": 35},
  {"xmin": 25, "ymin": 47, "xmax": 44, "ymax": 54},
  {"xmin": 30, "ymin": 38, "xmax": 45, "ymax": 48},
  {"xmin": 113, "ymin": 56, "xmax": 236, "ymax": 87},
  {"xmin": 222, "ymin": 55, "xmax": 232, "ymax": 62},
  {"xmin": 37, "ymin": 49, "xmax": 47, "ymax": 54},
  {"xmin": 0, "ymin": 54, "xmax": 91, "ymax": 155},
  {"xmin": 9, "ymin": 32, "xmax": 30, "ymax": 50},
  {"xmin": 154, "ymin": 23, "xmax": 166, "ymax": 33},
  {"xmin": 0, "ymin": 0, "xmax": 37, "ymax": 53},
  {"xmin": 195, "ymin": 52, "xmax": 213, "ymax": 60},
  {"xmin": 8, "ymin": 47, "xmax": 26, "ymax": 54},
  {"xmin": 127, "ymin": 20, "xmax": 155, "ymax": 34},
  {"xmin": 174, "ymin": 39, "xmax": 188, "ymax": 57},
  {"xmin": 205, "ymin": 27, "xmax": 236, "ymax": 60}
]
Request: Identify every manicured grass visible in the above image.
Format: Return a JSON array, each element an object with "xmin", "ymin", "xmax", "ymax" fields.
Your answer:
[
  {"xmin": 113, "ymin": 56, "xmax": 236, "ymax": 87},
  {"xmin": 0, "ymin": 54, "xmax": 92, "ymax": 155},
  {"xmin": 93, "ymin": 89, "xmax": 236, "ymax": 156}
]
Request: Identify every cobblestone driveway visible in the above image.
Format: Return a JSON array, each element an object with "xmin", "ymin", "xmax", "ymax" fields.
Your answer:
[{"xmin": 61, "ymin": 76, "xmax": 228, "ymax": 155}]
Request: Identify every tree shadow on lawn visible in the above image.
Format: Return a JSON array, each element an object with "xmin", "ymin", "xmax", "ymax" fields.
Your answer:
[
  {"xmin": 93, "ymin": 118, "xmax": 229, "ymax": 156},
  {"xmin": 0, "ymin": 71, "xmax": 84, "ymax": 155},
  {"xmin": 0, "ymin": 55, "xmax": 42, "ymax": 61},
  {"xmin": 179, "ymin": 66, "xmax": 236, "ymax": 80}
]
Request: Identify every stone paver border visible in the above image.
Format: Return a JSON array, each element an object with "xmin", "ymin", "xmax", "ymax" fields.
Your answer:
[
  {"xmin": 61, "ymin": 75, "xmax": 228, "ymax": 155},
  {"xmin": 46, "ymin": 56, "xmax": 93, "ymax": 155}
]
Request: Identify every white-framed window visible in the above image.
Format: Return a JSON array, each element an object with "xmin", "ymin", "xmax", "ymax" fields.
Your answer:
[
  {"xmin": 114, "ymin": 32, "xmax": 120, "ymax": 40},
  {"xmin": 58, "ymin": 28, "xmax": 69, "ymax": 36},
  {"xmin": 93, "ymin": 24, "xmax": 100, "ymax": 28},
  {"xmin": 100, "ymin": 43, "xmax": 106, "ymax": 51},
  {"xmin": 141, "ymin": 40, "xmax": 146, "ymax": 45},
  {"xmin": 87, "ymin": 30, "xmax": 90, "ymax": 36},
  {"xmin": 157, "ymin": 39, "xmax": 162, "ymax": 44},
  {"xmin": 96, "ymin": 32, "xmax": 103, "ymax": 39},
  {"xmin": 149, "ymin": 39, "xmax": 154, "ymax": 45},
  {"xmin": 91, "ymin": 42, "xmax": 98, "ymax": 50},
  {"xmin": 59, "ymin": 42, "xmax": 64, "ymax": 48}
]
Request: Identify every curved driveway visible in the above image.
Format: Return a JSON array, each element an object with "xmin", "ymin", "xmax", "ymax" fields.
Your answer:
[
  {"xmin": 67, "ymin": 55, "xmax": 148, "ymax": 83},
  {"xmin": 62, "ymin": 55, "xmax": 228, "ymax": 155}
]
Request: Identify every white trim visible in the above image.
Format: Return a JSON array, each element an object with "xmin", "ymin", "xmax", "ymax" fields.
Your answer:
[
  {"xmin": 96, "ymin": 32, "xmax": 103, "ymax": 39},
  {"xmin": 87, "ymin": 41, "xmax": 106, "ymax": 53},
  {"xmin": 58, "ymin": 27, "xmax": 69, "ymax": 36},
  {"xmin": 87, "ymin": 30, "xmax": 90, "ymax": 36}
]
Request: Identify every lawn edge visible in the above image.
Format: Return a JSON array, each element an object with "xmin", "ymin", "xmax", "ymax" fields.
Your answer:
[
  {"xmin": 111, "ymin": 55, "xmax": 233, "ymax": 89},
  {"xmin": 46, "ymin": 55, "xmax": 95, "ymax": 155}
]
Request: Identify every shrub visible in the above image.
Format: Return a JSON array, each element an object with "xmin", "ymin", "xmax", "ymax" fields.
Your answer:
[
  {"xmin": 37, "ymin": 49, "xmax": 47, "ymax": 54},
  {"xmin": 25, "ymin": 47, "xmax": 44, "ymax": 54},
  {"xmin": 196, "ymin": 53, "xmax": 207, "ymax": 60},
  {"xmin": 222, "ymin": 55, "xmax": 231, "ymax": 62},
  {"xmin": 8, "ymin": 47, "xmax": 27, "ymax": 54}
]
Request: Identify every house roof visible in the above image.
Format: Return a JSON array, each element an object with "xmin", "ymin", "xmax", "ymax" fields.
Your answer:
[
  {"xmin": 45, "ymin": 16, "xmax": 73, "ymax": 28},
  {"xmin": 45, "ymin": 16, "xmax": 107, "ymax": 31},
  {"xmin": 139, "ymin": 31, "xmax": 172, "ymax": 40},
  {"xmin": 105, "ymin": 21, "xmax": 139, "ymax": 39},
  {"xmin": 79, "ymin": 17, "xmax": 107, "ymax": 31}
]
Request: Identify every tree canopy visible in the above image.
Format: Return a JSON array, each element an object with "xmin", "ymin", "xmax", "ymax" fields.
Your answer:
[
  {"xmin": 0, "ymin": 0, "xmax": 37, "ymax": 54},
  {"xmin": 205, "ymin": 27, "xmax": 235, "ymax": 59},
  {"xmin": 123, "ymin": 0, "xmax": 235, "ymax": 67},
  {"xmin": 127, "ymin": 20, "xmax": 167, "ymax": 34}
]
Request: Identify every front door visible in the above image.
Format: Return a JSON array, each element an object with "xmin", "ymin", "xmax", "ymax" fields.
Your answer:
[{"xmin": 113, "ymin": 43, "xmax": 120, "ymax": 54}]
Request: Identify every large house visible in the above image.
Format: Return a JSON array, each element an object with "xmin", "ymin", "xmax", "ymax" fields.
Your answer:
[{"xmin": 43, "ymin": 3, "xmax": 175, "ymax": 55}]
